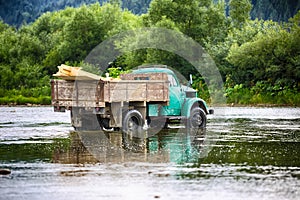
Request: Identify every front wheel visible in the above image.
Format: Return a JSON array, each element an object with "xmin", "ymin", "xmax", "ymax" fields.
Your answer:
[{"xmin": 188, "ymin": 107, "xmax": 207, "ymax": 128}]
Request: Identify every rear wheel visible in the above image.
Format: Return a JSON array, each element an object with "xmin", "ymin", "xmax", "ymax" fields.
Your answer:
[
  {"xmin": 188, "ymin": 107, "xmax": 207, "ymax": 128},
  {"xmin": 122, "ymin": 110, "xmax": 144, "ymax": 137},
  {"xmin": 122, "ymin": 110, "xmax": 145, "ymax": 151}
]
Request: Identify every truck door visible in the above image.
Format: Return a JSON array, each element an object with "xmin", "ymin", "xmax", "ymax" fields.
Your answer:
[{"xmin": 160, "ymin": 74, "xmax": 184, "ymax": 116}]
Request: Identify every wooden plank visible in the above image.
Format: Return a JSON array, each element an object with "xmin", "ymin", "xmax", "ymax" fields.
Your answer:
[{"xmin": 53, "ymin": 64, "xmax": 102, "ymax": 81}]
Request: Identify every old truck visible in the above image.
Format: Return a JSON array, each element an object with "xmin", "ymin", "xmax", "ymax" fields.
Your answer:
[{"xmin": 51, "ymin": 64, "xmax": 213, "ymax": 137}]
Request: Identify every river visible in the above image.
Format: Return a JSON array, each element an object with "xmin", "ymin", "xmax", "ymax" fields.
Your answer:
[{"xmin": 0, "ymin": 106, "xmax": 299, "ymax": 200}]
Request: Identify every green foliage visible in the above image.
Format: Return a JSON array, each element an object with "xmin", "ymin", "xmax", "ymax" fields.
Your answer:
[
  {"xmin": 225, "ymin": 83, "xmax": 300, "ymax": 106},
  {"xmin": 0, "ymin": 86, "xmax": 51, "ymax": 105},
  {"xmin": 0, "ymin": 2, "xmax": 299, "ymax": 106},
  {"xmin": 0, "ymin": 95, "xmax": 51, "ymax": 105},
  {"xmin": 226, "ymin": 14, "xmax": 300, "ymax": 89},
  {"xmin": 1, "ymin": 0, "xmax": 299, "ymax": 28},
  {"xmin": 146, "ymin": 0, "xmax": 229, "ymax": 45},
  {"xmin": 107, "ymin": 67, "xmax": 128, "ymax": 78},
  {"xmin": 192, "ymin": 76, "xmax": 211, "ymax": 103},
  {"xmin": 0, "ymin": 0, "xmax": 151, "ymax": 27},
  {"xmin": 229, "ymin": 0, "xmax": 252, "ymax": 28},
  {"xmin": 0, "ymin": 2, "xmax": 142, "ymax": 105}
]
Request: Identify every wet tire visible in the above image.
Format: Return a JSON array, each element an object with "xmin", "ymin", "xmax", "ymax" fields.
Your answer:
[
  {"xmin": 188, "ymin": 107, "xmax": 207, "ymax": 128},
  {"xmin": 122, "ymin": 110, "xmax": 145, "ymax": 151},
  {"xmin": 122, "ymin": 110, "xmax": 144, "ymax": 137}
]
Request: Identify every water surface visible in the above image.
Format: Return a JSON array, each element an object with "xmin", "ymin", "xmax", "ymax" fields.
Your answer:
[{"xmin": 0, "ymin": 106, "xmax": 299, "ymax": 200}]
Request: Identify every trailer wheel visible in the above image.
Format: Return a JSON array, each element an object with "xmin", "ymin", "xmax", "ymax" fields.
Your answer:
[
  {"xmin": 188, "ymin": 107, "xmax": 207, "ymax": 128},
  {"xmin": 122, "ymin": 110, "xmax": 145, "ymax": 150}
]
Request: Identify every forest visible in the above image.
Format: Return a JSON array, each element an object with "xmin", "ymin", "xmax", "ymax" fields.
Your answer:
[
  {"xmin": 1, "ymin": 0, "xmax": 300, "ymax": 26},
  {"xmin": 0, "ymin": 0, "xmax": 299, "ymax": 106}
]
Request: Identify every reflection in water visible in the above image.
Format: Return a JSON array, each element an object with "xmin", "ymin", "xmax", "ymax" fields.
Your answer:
[
  {"xmin": 52, "ymin": 132, "xmax": 98, "ymax": 164},
  {"xmin": 53, "ymin": 128, "xmax": 207, "ymax": 164}
]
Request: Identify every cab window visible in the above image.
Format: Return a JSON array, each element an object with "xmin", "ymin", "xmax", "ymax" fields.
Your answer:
[{"xmin": 167, "ymin": 74, "xmax": 178, "ymax": 87}]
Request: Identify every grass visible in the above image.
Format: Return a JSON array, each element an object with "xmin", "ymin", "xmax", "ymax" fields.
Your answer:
[
  {"xmin": 0, "ymin": 87, "xmax": 51, "ymax": 105},
  {"xmin": 0, "ymin": 95, "xmax": 51, "ymax": 105}
]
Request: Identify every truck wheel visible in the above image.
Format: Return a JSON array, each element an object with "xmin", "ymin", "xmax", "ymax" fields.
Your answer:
[
  {"xmin": 122, "ymin": 110, "xmax": 144, "ymax": 137},
  {"xmin": 188, "ymin": 107, "xmax": 207, "ymax": 128},
  {"xmin": 122, "ymin": 110, "xmax": 145, "ymax": 151}
]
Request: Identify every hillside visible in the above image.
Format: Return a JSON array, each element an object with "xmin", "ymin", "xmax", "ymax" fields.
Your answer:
[{"xmin": 0, "ymin": 0, "xmax": 299, "ymax": 27}]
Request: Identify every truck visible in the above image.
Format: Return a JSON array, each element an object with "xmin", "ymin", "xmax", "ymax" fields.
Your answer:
[{"xmin": 51, "ymin": 64, "xmax": 213, "ymax": 138}]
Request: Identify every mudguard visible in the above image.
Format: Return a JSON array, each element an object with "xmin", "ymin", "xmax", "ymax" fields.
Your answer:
[{"xmin": 181, "ymin": 98, "xmax": 209, "ymax": 117}]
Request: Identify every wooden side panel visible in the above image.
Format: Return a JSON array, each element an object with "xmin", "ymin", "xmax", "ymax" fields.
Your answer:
[
  {"xmin": 104, "ymin": 80, "xmax": 169, "ymax": 103},
  {"xmin": 51, "ymin": 80, "xmax": 105, "ymax": 108},
  {"xmin": 74, "ymin": 81, "xmax": 99, "ymax": 107},
  {"xmin": 51, "ymin": 77, "xmax": 169, "ymax": 109},
  {"xmin": 112, "ymin": 72, "xmax": 169, "ymax": 103},
  {"xmin": 51, "ymin": 80, "xmax": 74, "ymax": 108}
]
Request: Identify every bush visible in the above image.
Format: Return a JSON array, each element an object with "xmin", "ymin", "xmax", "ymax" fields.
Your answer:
[
  {"xmin": 0, "ymin": 86, "xmax": 51, "ymax": 105},
  {"xmin": 225, "ymin": 83, "xmax": 300, "ymax": 106}
]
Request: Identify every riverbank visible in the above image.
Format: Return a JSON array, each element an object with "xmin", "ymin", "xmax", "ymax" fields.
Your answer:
[
  {"xmin": 0, "ymin": 95, "xmax": 51, "ymax": 106},
  {"xmin": 0, "ymin": 89, "xmax": 299, "ymax": 107},
  {"xmin": 223, "ymin": 84, "xmax": 300, "ymax": 107},
  {"xmin": 0, "ymin": 96, "xmax": 299, "ymax": 107},
  {"xmin": 0, "ymin": 101, "xmax": 298, "ymax": 108}
]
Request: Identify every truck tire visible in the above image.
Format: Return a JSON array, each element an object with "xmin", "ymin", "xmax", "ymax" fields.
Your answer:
[
  {"xmin": 188, "ymin": 107, "xmax": 207, "ymax": 128},
  {"xmin": 122, "ymin": 110, "xmax": 144, "ymax": 136},
  {"xmin": 122, "ymin": 110, "xmax": 145, "ymax": 151}
]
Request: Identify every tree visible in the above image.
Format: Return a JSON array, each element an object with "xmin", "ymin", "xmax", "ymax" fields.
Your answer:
[
  {"xmin": 61, "ymin": 5, "xmax": 102, "ymax": 63},
  {"xmin": 123, "ymin": 0, "xmax": 229, "ymax": 79},
  {"xmin": 229, "ymin": 0, "xmax": 252, "ymax": 28},
  {"xmin": 226, "ymin": 14, "xmax": 300, "ymax": 89}
]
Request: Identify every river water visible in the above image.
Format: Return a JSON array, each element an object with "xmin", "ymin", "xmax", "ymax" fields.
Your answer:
[{"xmin": 0, "ymin": 106, "xmax": 299, "ymax": 200}]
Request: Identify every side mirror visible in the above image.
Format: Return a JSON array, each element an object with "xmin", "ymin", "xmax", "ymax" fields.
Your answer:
[{"xmin": 189, "ymin": 74, "xmax": 193, "ymax": 85}]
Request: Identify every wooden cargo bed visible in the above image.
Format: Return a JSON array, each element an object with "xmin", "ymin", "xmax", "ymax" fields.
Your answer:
[{"xmin": 51, "ymin": 74, "xmax": 169, "ymax": 109}]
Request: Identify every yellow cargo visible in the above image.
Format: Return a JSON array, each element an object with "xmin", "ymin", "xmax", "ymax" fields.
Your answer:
[{"xmin": 53, "ymin": 64, "xmax": 102, "ymax": 81}]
